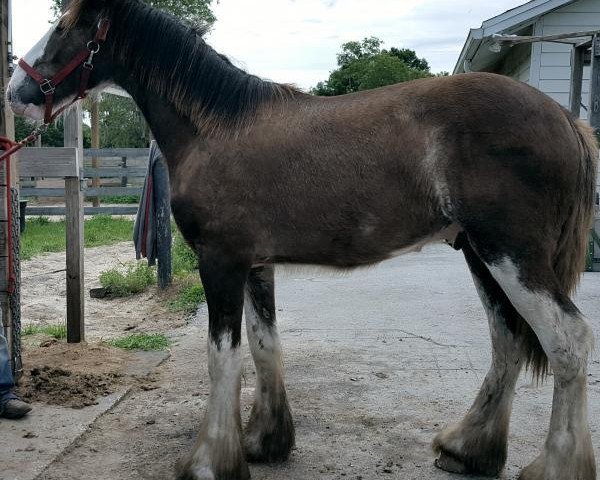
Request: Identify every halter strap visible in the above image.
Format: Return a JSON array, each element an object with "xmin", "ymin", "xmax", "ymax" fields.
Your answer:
[{"xmin": 18, "ymin": 18, "xmax": 111, "ymax": 124}]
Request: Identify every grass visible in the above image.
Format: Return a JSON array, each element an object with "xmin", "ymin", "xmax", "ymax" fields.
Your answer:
[
  {"xmin": 167, "ymin": 283, "xmax": 206, "ymax": 313},
  {"xmin": 172, "ymin": 232, "xmax": 198, "ymax": 276},
  {"xmin": 22, "ymin": 324, "xmax": 67, "ymax": 339},
  {"xmin": 106, "ymin": 333, "xmax": 170, "ymax": 351},
  {"xmin": 102, "ymin": 195, "xmax": 141, "ymax": 204},
  {"xmin": 22, "ymin": 215, "xmax": 134, "ymax": 260},
  {"xmin": 99, "ymin": 262, "xmax": 155, "ymax": 297}
]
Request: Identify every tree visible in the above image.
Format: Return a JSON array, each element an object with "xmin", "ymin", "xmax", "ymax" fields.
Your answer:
[
  {"xmin": 15, "ymin": 117, "xmax": 91, "ymax": 148},
  {"xmin": 48, "ymin": 0, "xmax": 215, "ymax": 149},
  {"xmin": 95, "ymin": 95, "xmax": 149, "ymax": 148},
  {"xmin": 52, "ymin": 0, "xmax": 215, "ymax": 22},
  {"xmin": 311, "ymin": 37, "xmax": 432, "ymax": 97}
]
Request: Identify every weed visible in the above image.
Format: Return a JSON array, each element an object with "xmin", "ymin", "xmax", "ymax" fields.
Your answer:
[
  {"xmin": 167, "ymin": 283, "xmax": 206, "ymax": 313},
  {"xmin": 106, "ymin": 333, "xmax": 170, "ymax": 351},
  {"xmin": 22, "ymin": 324, "xmax": 67, "ymax": 339},
  {"xmin": 99, "ymin": 262, "xmax": 155, "ymax": 297}
]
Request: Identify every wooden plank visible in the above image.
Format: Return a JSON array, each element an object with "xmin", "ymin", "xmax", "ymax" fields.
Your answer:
[
  {"xmin": 0, "ymin": 161, "xmax": 7, "ymax": 186},
  {"xmin": 84, "ymin": 148, "xmax": 149, "ymax": 158},
  {"xmin": 571, "ymin": 45, "xmax": 586, "ymax": 118},
  {"xmin": 0, "ymin": 256, "xmax": 10, "ymax": 292},
  {"xmin": 0, "ymin": 220, "xmax": 8, "ymax": 257},
  {"xmin": 16, "ymin": 147, "xmax": 79, "ymax": 178},
  {"xmin": 86, "ymin": 187, "xmax": 142, "ymax": 197},
  {"xmin": 0, "ymin": 187, "xmax": 8, "ymax": 221},
  {"xmin": 83, "ymin": 167, "xmax": 148, "ymax": 178},
  {"xmin": 64, "ymin": 103, "xmax": 85, "ymax": 344},
  {"xmin": 21, "ymin": 187, "xmax": 143, "ymax": 198},
  {"xmin": 590, "ymin": 35, "xmax": 600, "ymax": 133},
  {"xmin": 26, "ymin": 206, "xmax": 139, "ymax": 216}
]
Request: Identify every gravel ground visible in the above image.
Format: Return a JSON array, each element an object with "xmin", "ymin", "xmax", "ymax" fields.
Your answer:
[{"xmin": 35, "ymin": 244, "xmax": 600, "ymax": 480}]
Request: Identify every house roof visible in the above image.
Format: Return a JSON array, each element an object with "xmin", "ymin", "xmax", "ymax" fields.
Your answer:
[{"xmin": 454, "ymin": 0, "xmax": 576, "ymax": 74}]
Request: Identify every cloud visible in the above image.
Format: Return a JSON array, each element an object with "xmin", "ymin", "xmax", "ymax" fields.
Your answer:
[{"xmin": 15, "ymin": 0, "xmax": 527, "ymax": 90}]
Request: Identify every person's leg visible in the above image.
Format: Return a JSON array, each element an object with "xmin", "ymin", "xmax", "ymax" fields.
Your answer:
[
  {"xmin": 0, "ymin": 330, "xmax": 31, "ymax": 419},
  {"xmin": 0, "ymin": 330, "xmax": 15, "ymax": 396}
]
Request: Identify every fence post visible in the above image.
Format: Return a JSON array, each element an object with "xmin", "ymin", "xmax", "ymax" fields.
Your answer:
[
  {"xmin": 121, "ymin": 156, "xmax": 127, "ymax": 187},
  {"xmin": 590, "ymin": 35, "xmax": 600, "ymax": 133},
  {"xmin": 64, "ymin": 108, "xmax": 85, "ymax": 343},
  {"xmin": 153, "ymin": 152, "xmax": 171, "ymax": 289}
]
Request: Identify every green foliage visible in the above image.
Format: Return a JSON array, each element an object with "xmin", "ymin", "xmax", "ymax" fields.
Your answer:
[
  {"xmin": 167, "ymin": 283, "xmax": 206, "ymax": 313},
  {"xmin": 172, "ymin": 232, "xmax": 198, "ymax": 276},
  {"xmin": 49, "ymin": 0, "xmax": 215, "ymax": 149},
  {"xmin": 311, "ymin": 37, "xmax": 432, "ymax": 97},
  {"xmin": 103, "ymin": 195, "xmax": 142, "ymax": 204},
  {"xmin": 15, "ymin": 117, "xmax": 91, "ymax": 147},
  {"xmin": 93, "ymin": 95, "xmax": 150, "ymax": 148},
  {"xmin": 52, "ymin": 0, "xmax": 215, "ymax": 22},
  {"xmin": 99, "ymin": 262, "xmax": 156, "ymax": 297},
  {"xmin": 106, "ymin": 333, "xmax": 170, "ymax": 351},
  {"xmin": 21, "ymin": 215, "xmax": 134, "ymax": 260},
  {"xmin": 23, "ymin": 323, "xmax": 68, "ymax": 339}
]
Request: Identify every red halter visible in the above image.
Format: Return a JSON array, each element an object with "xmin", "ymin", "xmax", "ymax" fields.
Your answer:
[
  {"xmin": 0, "ymin": 19, "xmax": 111, "ymax": 164},
  {"xmin": 18, "ymin": 18, "xmax": 111, "ymax": 125}
]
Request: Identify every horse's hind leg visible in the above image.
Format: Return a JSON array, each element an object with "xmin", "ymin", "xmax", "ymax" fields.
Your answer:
[
  {"xmin": 243, "ymin": 265, "xmax": 295, "ymax": 462},
  {"xmin": 433, "ymin": 240, "xmax": 531, "ymax": 476},
  {"xmin": 487, "ymin": 257, "xmax": 596, "ymax": 480},
  {"xmin": 177, "ymin": 249, "xmax": 251, "ymax": 480}
]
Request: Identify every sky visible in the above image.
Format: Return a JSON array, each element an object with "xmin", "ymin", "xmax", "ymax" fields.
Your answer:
[{"xmin": 12, "ymin": 0, "xmax": 527, "ymax": 90}]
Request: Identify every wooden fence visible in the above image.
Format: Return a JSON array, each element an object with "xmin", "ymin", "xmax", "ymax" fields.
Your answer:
[{"xmin": 20, "ymin": 148, "xmax": 149, "ymax": 216}]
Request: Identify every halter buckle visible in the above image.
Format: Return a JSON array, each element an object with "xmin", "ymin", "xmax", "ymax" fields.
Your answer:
[
  {"xmin": 39, "ymin": 79, "xmax": 55, "ymax": 95},
  {"xmin": 87, "ymin": 41, "xmax": 100, "ymax": 54}
]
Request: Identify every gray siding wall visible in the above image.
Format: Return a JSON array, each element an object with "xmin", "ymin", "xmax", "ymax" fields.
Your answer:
[
  {"xmin": 498, "ymin": 43, "xmax": 532, "ymax": 82},
  {"xmin": 534, "ymin": 0, "xmax": 600, "ymax": 119}
]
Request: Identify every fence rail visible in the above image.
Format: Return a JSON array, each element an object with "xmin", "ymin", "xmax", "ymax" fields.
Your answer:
[{"xmin": 20, "ymin": 148, "xmax": 149, "ymax": 216}]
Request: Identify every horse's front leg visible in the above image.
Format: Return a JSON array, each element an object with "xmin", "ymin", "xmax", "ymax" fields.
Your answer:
[
  {"xmin": 244, "ymin": 265, "xmax": 295, "ymax": 463},
  {"xmin": 178, "ymin": 250, "xmax": 251, "ymax": 480}
]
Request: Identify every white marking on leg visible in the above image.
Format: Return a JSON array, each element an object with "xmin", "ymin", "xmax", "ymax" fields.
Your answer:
[
  {"xmin": 244, "ymin": 291, "xmax": 284, "ymax": 452},
  {"xmin": 190, "ymin": 332, "xmax": 242, "ymax": 477},
  {"xmin": 487, "ymin": 257, "xmax": 596, "ymax": 478}
]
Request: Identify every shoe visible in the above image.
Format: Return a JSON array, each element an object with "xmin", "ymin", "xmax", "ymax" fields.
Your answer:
[{"xmin": 0, "ymin": 398, "xmax": 32, "ymax": 419}]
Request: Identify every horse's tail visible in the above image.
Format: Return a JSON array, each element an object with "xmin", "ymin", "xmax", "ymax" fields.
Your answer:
[
  {"xmin": 554, "ymin": 116, "xmax": 598, "ymax": 297},
  {"xmin": 519, "ymin": 116, "xmax": 597, "ymax": 380}
]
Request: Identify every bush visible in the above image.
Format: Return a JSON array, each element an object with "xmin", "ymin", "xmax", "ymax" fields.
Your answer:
[{"xmin": 99, "ymin": 262, "xmax": 155, "ymax": 297}]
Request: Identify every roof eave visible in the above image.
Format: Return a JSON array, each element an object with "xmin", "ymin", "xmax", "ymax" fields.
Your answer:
[{"xmin": 453, "ymin": 28, "xmax": 484, "ymax": 74}]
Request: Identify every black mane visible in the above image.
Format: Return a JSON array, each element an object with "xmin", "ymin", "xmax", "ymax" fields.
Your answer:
[{"xmin": 103, "ymin": 0, "xmax": 299, "ymax": 135}]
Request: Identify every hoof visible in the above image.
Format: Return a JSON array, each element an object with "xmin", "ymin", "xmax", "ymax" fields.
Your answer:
[
  {"xmin": 518, "ymin": 452, "xmax": 597, "ymax": 480},
  {"xmin": 244, "ymin": 396, "xmax": 295, "ymax": 463},
  {"xmin": 432, "ymin": 425, "xmax": 506, "ymax": 477},
  {"xmin": 176, "ymin": 458, "xmax": 251, "ymax": 480},
  {"xmin": 434, "ymin": 451, "xmax": 468, "ymax": 475}
]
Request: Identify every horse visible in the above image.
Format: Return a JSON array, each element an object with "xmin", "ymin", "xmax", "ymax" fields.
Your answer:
[{"xmin": 7, "ymin": 1, "xmax": 598, "ymax": 479}]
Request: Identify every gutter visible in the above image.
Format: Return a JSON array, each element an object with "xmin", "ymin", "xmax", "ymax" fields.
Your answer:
[{"xmin": 453, "ymin": 28, "xmax": 483, "ymax": 74}]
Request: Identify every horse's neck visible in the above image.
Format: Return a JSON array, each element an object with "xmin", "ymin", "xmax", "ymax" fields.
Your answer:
[{"xmin": 116, "ymin": 75, "xmax": 199, "ymax": 165}]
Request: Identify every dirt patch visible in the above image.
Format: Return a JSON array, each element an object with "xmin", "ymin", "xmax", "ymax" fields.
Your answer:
[
  {"xmin": 19, "ymin": 366, "xmax": 122, "ymax": 409},
  {"xmin": 16, "ymin": 342, "xmax": 131, "ymax": 409},
  {"xmin": 21, "ymin": 242, "xmax": 187, "ymax": 342}
]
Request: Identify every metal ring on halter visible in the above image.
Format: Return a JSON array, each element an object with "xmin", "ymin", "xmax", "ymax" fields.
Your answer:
[
  {"xmin": 87, "ymin": 41, "xmax": 101, "ymax": 54},
  {"xmin": 39, "ymin": 79, "xmax": 56, "ymax": 95}
]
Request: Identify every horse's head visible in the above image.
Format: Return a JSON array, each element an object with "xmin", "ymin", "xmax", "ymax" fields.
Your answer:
[{"xmin": 7, "ymin": 0, "xmax": 112, "ymax": 122}]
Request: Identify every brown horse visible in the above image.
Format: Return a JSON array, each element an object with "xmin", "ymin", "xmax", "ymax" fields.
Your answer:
[{"xmin": 7, "ymin": 1, "xmax": 598, "ymax": 479}]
